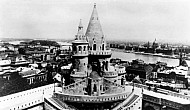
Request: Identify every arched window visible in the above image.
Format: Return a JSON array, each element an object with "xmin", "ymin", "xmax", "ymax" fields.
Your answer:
[
  {"xmin": 73, "ymin": 46, "xmax": 77, "ymax": 51},
  {"xmin": 79, "ymin": 36, "xmax": 81, "ymax": 40},
  {"xmin": 102, "ymin": 44, "xmax": 104, "ymax": 50},
  {"xmin": 93, "ymin": 44, "xmax": 96, "ymax": 50},
  {"xmin": 93, "ymin": 84, "xmax": 97, "ymax": 92},
  {"xmin": 79, "ymin": 46, "xmax": 82, "ymax": 51},
  {"xmin": 83, "ymin": 46, "xmax": 86, "ymax": 51}
]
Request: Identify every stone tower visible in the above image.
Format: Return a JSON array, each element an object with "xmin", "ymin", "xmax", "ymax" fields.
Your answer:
[
  {"xmin": 85, "ymin": 3, "xmax": 111, "ymax": 71},
  {"xmin": 86, "ymin": 3, "xmax": 106, "ymax": 52},
  {"xmin": 71, "ymin": 19, "xmax": 89, "ymax": 82}
]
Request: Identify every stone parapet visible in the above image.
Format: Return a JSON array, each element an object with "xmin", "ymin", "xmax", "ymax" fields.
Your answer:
[
  {"xmin": 103, "ymin": 71, "xmax": 118, "ymax": 78},
  {"xmin": 54, "ymin": 91, "xmax": 131, "ymax": 103},
  {"xmin": 73, "ymin": 51, "xmax": 88, "ymax": 57}
]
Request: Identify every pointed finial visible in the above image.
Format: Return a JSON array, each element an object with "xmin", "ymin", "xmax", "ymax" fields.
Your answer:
[
  {"xmin": 79, "ymin": 19, "xmax": 83, "ymax": 28},
  {"xmin": 94, "ymin": 3, "xmax": 96, "ymax": 8}
]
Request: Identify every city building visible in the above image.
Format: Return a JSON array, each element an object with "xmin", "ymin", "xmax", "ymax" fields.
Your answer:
[{"xmin": 1, "ymin": 3, "xmax": 190, "ymax": 110}]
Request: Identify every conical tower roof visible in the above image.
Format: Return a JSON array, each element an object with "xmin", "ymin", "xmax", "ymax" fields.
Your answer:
[{"xmin": 85, "ymin": 3, "xmax": 105, "ymax": 50}]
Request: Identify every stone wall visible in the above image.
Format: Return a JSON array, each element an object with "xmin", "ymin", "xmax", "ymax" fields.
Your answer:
[{"xmin": 0, "ymin": 84, "xmax": 54, "ymax": 110}]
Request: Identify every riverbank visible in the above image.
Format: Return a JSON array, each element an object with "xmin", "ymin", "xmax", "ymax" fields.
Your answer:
[
  {"xmin": 111, "ymin": 50, "xmax": 184, "ymax": 67},
  {"xmin": 110, "ymin": 48, "xmax": 188, "ymax": 60}
]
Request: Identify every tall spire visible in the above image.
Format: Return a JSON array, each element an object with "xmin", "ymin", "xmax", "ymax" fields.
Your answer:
[
  {"xmin": 85, "ymin": 3, "xmax": 104, "ymax": 50},
  {"xmin": 94, "ymin": 3, "xmax": 96, "ymax": 8},
  {"xmin": 77, "ymin": 19, "xmax": 84, "ymax": 36},
  {"xmin": 74, "ymin": 19, "xmax": 88, "ymax": 42},
  {"xmin": 79, "ymin": 19, "xmax": 83, "ymax": 28}
]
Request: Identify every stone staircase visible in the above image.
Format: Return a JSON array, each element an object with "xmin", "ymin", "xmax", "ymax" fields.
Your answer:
[
  {"xmin": 112, "ymin": 92, "xmax": 140, "ymax": 110},
  {"xmin": 44, "ymin": 97, "xmax": 77, "ymax": 110}
]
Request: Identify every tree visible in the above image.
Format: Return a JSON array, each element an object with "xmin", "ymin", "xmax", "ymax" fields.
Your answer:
[
  {"xmin": 1, "ymin": 72, "xmax": 29, "ymax": 96},
  {"xmin": 46, "ymin": 64, "xmax": 54, "ymax": 84},
  {"xmin": 18, "ymin": 48, "xmax": 26, "ymax": 54}
]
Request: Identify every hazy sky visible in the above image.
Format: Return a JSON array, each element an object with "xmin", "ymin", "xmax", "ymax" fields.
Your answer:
[{"xmin": 0, "ymin": 0, "xmax": 190, "ymax": 43}]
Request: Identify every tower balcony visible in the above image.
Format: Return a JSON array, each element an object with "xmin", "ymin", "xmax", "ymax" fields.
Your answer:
[
  {"xmin": 73, "ymin": 51, "xmax": 89, "ymax": 57},
  {"xmin": 89, "ymin": 50, "xmax": 112, "ymax": 56},
  {"xmin": 103, "ymin": 71, "xmax": 118, "ymax": 78}
]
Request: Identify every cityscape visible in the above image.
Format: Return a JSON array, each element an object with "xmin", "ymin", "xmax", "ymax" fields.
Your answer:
[{"xmin": 0, "ymin": 1, "xmax": 190, "ymax": 110}]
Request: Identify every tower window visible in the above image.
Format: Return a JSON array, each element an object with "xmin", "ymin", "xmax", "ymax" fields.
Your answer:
[
  {"xmin": 79, "ymin": 46, "xmax": 82, "ymax": 51},
  {"xmin": 93, "ymin": 84, "xmax": 97, "ymax": 92},
  {"xmin": 102, "ymin": 44, "xmax": 104, "ymax": 50},
  {"xmin": 93, "ymin": 44, "xmax": 96, "ymax": 51},
  {"xmin": 73, "ymin": 46, "xmax": 77, "ymax": 51},
  {"xmin": 83, "ymin": 46, "xmax": 86, "ymax": 51}
]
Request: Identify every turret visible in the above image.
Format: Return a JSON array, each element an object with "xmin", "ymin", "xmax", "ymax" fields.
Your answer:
[{"xmin": 71, "ymin": 20, "xmax": 89, "ymax": 82}]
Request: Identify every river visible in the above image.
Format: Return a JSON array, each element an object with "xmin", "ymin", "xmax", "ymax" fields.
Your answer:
[{"xmin": 111, "ymin": 51, "xmax": 190, "ymax": 67}]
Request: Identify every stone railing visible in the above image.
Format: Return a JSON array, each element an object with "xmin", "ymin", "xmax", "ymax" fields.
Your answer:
[
  {"xmin": 127, "ymin": 82, "xmax": 190, "ymax": 101},
  {"xmin": 143, "ymin": 93, "xmax": 183, "ymax": 109},
  {"xmin": 89, "ymin": 50, "xmax": 111, "ymax": 56},
  {"xmin": 127, "ymin": 82, "xmax": 149, "ymax": 90},
  {"xmin": 73, "ymin": 51, "xmax": 88, "ymax": 56},
  {"xmin": 115, "ymin": 66, "xmax": 126, "ymax": 74},
  {"xmin": 167, "ymin": 90, "xmax": 190, "ymax": 101},
  {"xmin": 54, "ymin": 91, "xmax": 131, "ymax": 103},
  {"xmin": 103, "ymin": 71, "xmax": 118, "ymax": 78},
  {"xmin": 112, "ymin": 91, "xmax": 134, "ymax": 110},
  {"xmin": 104, "ymin": 78, "xmax": 125, "ymax": 89},
  {"xmin": 124, "ymin": 96, "xmax": 141, "ymax": 110},
  {"xmin": 63, "ymin": 78, "xmax": 87, "ymax": 91}
]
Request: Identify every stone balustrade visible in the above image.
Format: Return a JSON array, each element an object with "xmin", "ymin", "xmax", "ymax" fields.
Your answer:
[
  {"xmin": 63, "ymin": 79, "xmax": 87, "ymax": 91},
  {"xmin": 127, "ymin": 82, "xmax": 190, "ymax": 102},
  {"xmin": 167, "ymin": 90, "xmax": 190, "ymax": 101},
  {"xmin": 89, "ymin": 50, "xmax": 111, "ymax": 56},
  {"xmin": 73, "ymin": 51, "xmax": 88, "ymax": 56},
  {"xmin": 112, "ymin": 92, "xmax": 134, "ymax": 110},
  {"xmin": 103, "ymin": 71, "xmax": 118, "ymax": 78},
  {"xmin": 124, "ymin": 96, "xmax": 141, "ymax": 110},
  {"xmin": 54, "ymin": 91, "xmax": 131, "ymax": 103},
  {"xmin": 104, "ymin": 78, "xmax": 125, "ymax": 89}
]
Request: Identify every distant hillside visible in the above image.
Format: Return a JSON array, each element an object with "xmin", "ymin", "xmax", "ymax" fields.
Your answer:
[
  {"xmin": 28, "ymin": 40, "xmax": 59, "ymax": 46},
  {"xmin": 0, "ymin": 38, "xmax": 32, "ymax": 42}
]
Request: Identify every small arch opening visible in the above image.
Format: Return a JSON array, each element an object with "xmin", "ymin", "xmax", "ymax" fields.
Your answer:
[
  {"xmin": 102, "ymin": 44, "xmax": 104, "ymax": 50},
  {"xmin": 93, "ymin": 44, "xmax": 96, "ymax": 51}
]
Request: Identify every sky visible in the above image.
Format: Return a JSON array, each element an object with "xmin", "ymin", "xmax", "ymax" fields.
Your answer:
[{"xmin": 0, "ymin": 0, "xmax": 190, "ymax": 44}]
